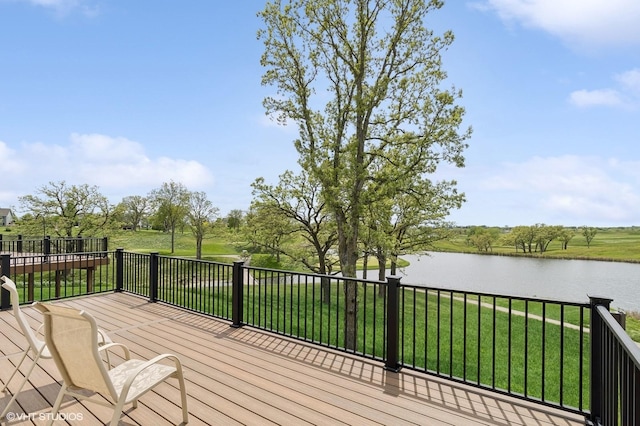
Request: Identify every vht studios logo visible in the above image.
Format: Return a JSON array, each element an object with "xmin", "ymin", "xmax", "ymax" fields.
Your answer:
[{"xmin": 5, "ymin": 412, "xmax": 84, "ymax": 422}]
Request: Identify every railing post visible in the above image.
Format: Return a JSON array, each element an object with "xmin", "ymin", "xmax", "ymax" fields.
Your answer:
[
  {"xmin": 17, "ymin": 235, "xmax": 22, "ymax": 253},
  {"xmin": 385, "ymin": 275, "xmax": 402, "ymax": 372},
  {"xmin": 149, "ymin": 252, "xmax": 159, "ymax": 303},
  {"xmin": 231, "ymin": 261, "xmax": 244, "ymax": 328},
  {"xmin": 102, "ymin": 237, "xmax": 109, "ymax": 255},
  {"xmin": 115, "ymin": 248, "xmax": 124, "ymax": 292},
  {"xmin": 589, "ymin": 295, "xmax": 612, "ymax": 425},
  {"xmin": 1, "ymin": 254, "xmax": 10, "ymax": 310},
  {"xmin": 44, "ymin": 236, "xmax": 51, "ymax": 261}
]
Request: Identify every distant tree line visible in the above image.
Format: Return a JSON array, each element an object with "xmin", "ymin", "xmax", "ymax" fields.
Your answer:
[
  {"xmin": 16, "ymin": 180, "xmax": 224, "ymax": 259},
  {"xmin": 465, "ymin": 224, "xmax": 598, "ymax": 253}
]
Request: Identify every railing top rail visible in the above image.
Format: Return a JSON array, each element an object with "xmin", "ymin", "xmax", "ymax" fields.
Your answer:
[
  {"xmin": 596, "ymin": 304, "xmax": 640, "ymax": 368},
  {"xmin": 244, "ymin": 264, "xmax": 387, "ymax": 285},
  {"xmin": 155, "ymin": 254, "xmax": 233, "ymax": 265},
  {"xmin": 3, "ymin": 250, "xmax": 111, "ymax": 258},
  {"xmin": 0, "ymin": 235, "xmax": 102, "ymax": 241},
  {"xmin": 401, "ymin": 282, "xmax": 592, "ymax": 308}
]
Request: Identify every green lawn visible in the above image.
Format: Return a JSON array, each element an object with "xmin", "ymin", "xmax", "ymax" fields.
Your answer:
[
  {"xmin": 108, "ymin": 229, "xmax": 239, "ymax": 261},
  {"xmin": 434, "ymin": 227, "xmax": 640, "ymax": 262}
]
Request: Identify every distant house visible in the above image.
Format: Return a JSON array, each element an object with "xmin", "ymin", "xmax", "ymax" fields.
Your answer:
[{"xmin": 0, "ymin": 208, "xmax": 14, "ymax": 227}]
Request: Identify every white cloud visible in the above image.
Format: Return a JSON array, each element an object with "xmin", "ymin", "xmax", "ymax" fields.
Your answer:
[
  {"xmin": 0, "ymin": 141, "xmax": 23, "ymax": 174},
  {"xmin": 0, "ymin": 134, "xmax": 214, "ymax": 212},
  {"xmin": 479, "ymin": 155, "xmax": 640, "ymax": 225},
  {"xmin": 482, "ymin": 0, "xmax": 640, "ymax": 48},
  {"xmin": 568, "ymin": 89, "xmax": 625, "ymax": 108},
  {"xmin": 70, "ymin": 133, "xmax": 147, "ymax": 163},
  {"xmin": 616, "ymin": 69, "xmax": 640, "ymax": 93},
  {"xmin": 568, "ymin": 68, "xmax": 640, "ymax": 109}
]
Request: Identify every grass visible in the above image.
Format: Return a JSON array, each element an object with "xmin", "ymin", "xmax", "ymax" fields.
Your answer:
[
  {"xmin": 402, "ymin": 290, "xmax": 588, "ymax": 407},
  {"xmin": 477, "ymin": 295, "xmax": 590, "ymax": 327},
  {"xmin": 11, "ymin": 268, "xmax": 115, "ymax": 303},
  {"xmin": 108, "ymin": 229, "xmax": 238, "ymax": 256},
  {"xmin": 626, "ymin": 311, "xmax": 640, "ymax": 342},
  {"xmin": 434, "ymin": 226, "xmax": 640, "ymax": 262}
]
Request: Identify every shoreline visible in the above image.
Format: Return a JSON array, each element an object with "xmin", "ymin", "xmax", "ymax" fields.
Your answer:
[{"xmin": 429, "ymin": 248, "xmax": 640, "ymax": 264}]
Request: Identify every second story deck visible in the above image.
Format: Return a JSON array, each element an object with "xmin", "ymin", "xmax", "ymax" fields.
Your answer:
[
  {"xmin": 2, "ymin": 248, "xmax": 639, "ymax": 425},
  {"xmin": 0, "ymin": 292, "xmax": 585, "ymax": 425}
]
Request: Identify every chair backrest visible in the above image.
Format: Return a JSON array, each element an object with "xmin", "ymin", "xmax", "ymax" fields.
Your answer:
[
  {"xmin": 33, "ymin": 303, "xmax": 118, "ymax": 400},
  {"xmin": 1, "ymin": 276, "xmax": 43, "ymax": 355}
]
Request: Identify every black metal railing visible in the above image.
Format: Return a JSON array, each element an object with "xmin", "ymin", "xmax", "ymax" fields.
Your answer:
[
  {"xmin": 0, "ymin": 251, "xmax": 116, "ymax": 306},
  {"xmin": 2, "ymin": 250, "xmax": 638, "ymax": 423},
  {"xmin": 590, "ymin": 298, "xmax": 640, "ymax": 425},
  {"xmin": 239, "ymin": 264, "xmax": 389, "ymax": 360},
  {"xmin": 397, "ymin": 285, "xmax": 591, "ymax": 415},
  {"xmin": 117, "ymin": 252, "xmax": 234, "ymax": 320},
  {"xmin": 118, "ymin": 250, "xmax": 151, "ymax": 297},
  {"xmin": 0, "ymin": 235, "xmax": 108, "ymax": 255},
  {"xmin": 156, "ymin": 253, "xmax": 234, "ymax": 319}
]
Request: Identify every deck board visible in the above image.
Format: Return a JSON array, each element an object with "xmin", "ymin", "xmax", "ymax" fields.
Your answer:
[{"xmin": 1, "ymin": 292, "xmax": 586, "ymax": 425}]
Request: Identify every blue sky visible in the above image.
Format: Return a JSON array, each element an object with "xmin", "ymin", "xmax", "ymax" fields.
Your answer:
[{"xmin": 1, "ymin": 0, "xmax": 639, "ymax": 227}]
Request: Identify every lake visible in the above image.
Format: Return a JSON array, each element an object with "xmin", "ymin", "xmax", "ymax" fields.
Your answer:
[{"xmin": 395, "ymin": 252, "xmax": 640, "ymax": 313}]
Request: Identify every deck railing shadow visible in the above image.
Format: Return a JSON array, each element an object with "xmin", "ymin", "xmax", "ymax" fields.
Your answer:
[{"xmin": 1, "ymin": 248, "xmax": 638, "ymax": 425}]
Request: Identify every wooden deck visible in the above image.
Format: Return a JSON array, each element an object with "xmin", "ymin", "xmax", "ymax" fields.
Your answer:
[
  {"xmin": 0, "ymin": 253, "xmax": 110, "ymax": 300},
  {"xmin": 0, "ymin": 292, "xmax": 586, "ymax": 425}
]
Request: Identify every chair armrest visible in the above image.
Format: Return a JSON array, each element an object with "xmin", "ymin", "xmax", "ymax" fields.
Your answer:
[
  {"xmin": 118, "ymin": 354, "xmax": 184, "ymax": 400},
  {"xmin": 97, "ymin": 328, "xmax": 113, "ymax": 345},
  {"xmin": 98, "ymin": 342, "xmax": 131, "ymax": 360}
]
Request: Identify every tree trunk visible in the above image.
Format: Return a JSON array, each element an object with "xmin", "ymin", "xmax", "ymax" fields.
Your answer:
[
  {"xmin": 196, "ymin": 237, "xmax": 202, "ymax": 260},
  {"xmin": 336, "ymin": 213, "xmax": 358, "ymax": 351},
  {"xmin": 390, "ymin": 254, "xmax": 398, "ymax": 275},
  {"xmin": 318, "ymin": 253, "xmax": 331, "ymax": 304},
  {"xmin": 377, "ymin": 252, "xmax": 386, "ymax": 297},
  {"xmin": 362, "ymin": 253, "xmax": 368, "ymax": 280}
]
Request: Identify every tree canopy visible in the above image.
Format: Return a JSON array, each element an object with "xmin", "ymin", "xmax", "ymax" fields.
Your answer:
[
  {"xmin": 149, "ymin": 181, "xmax": 191, "ymax": 254},
  {"xmin": 19, "ymin": 181, "xmax": 120, "ymax": 237},
  {"xmin": 251, "ymin": 170, "xmax": 339, "ymax": 275},
  {"xmin": 259, "ymin": 0, "xmax": 470, "ymax": 348},
  {"xmin": 187, "ymin": 191, "xmax": 219, "ymax": 259}
]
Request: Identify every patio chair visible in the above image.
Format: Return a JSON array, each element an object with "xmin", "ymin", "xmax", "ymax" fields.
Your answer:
[
  {"xmin": 0, "ymin": 276, "xmax": 52, "ymax": 418},
  {"xmin": 33, "ymin": 302, "xmax": 189, "ymax": 426},
  {"xmin": 0, "ymin": 275, "xmax": 111, "ymax": 419}
]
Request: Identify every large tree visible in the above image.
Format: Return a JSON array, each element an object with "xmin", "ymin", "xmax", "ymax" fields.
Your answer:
[
  {"xmin": 366, "ymin": 175, "xmax": 464, "ymax": 281},
  {"xmin": 251, "ymin": 171, "xmax": 338, "ymax": 276},
  {"xmin": 149, "ymin": 181, "xmax": 190, "ymax": 254},
  {"xmin": 226, "ymin": 209, "xmax": 244, "ymax": 232},
  {"xmin": 120, "ymin": 195, "xmax": 151, "ymax": 231},
  {"xmin": 187, "ymin": 191, "xmax": 219, "ymax": 259},
  {"xmin": 244, "ymin": 202, "xmax": 296, "ymax": 263},
  {"xmin": 19, "ymin": 181, "xmax": 119, "ymax": 237},
  {"xmin": 251, "ymin": 171, "xmax": 339, "ymax": 302},
  {"xmin": 259, "ymin": 0, "xmax": 470, "ymax": 349}
]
